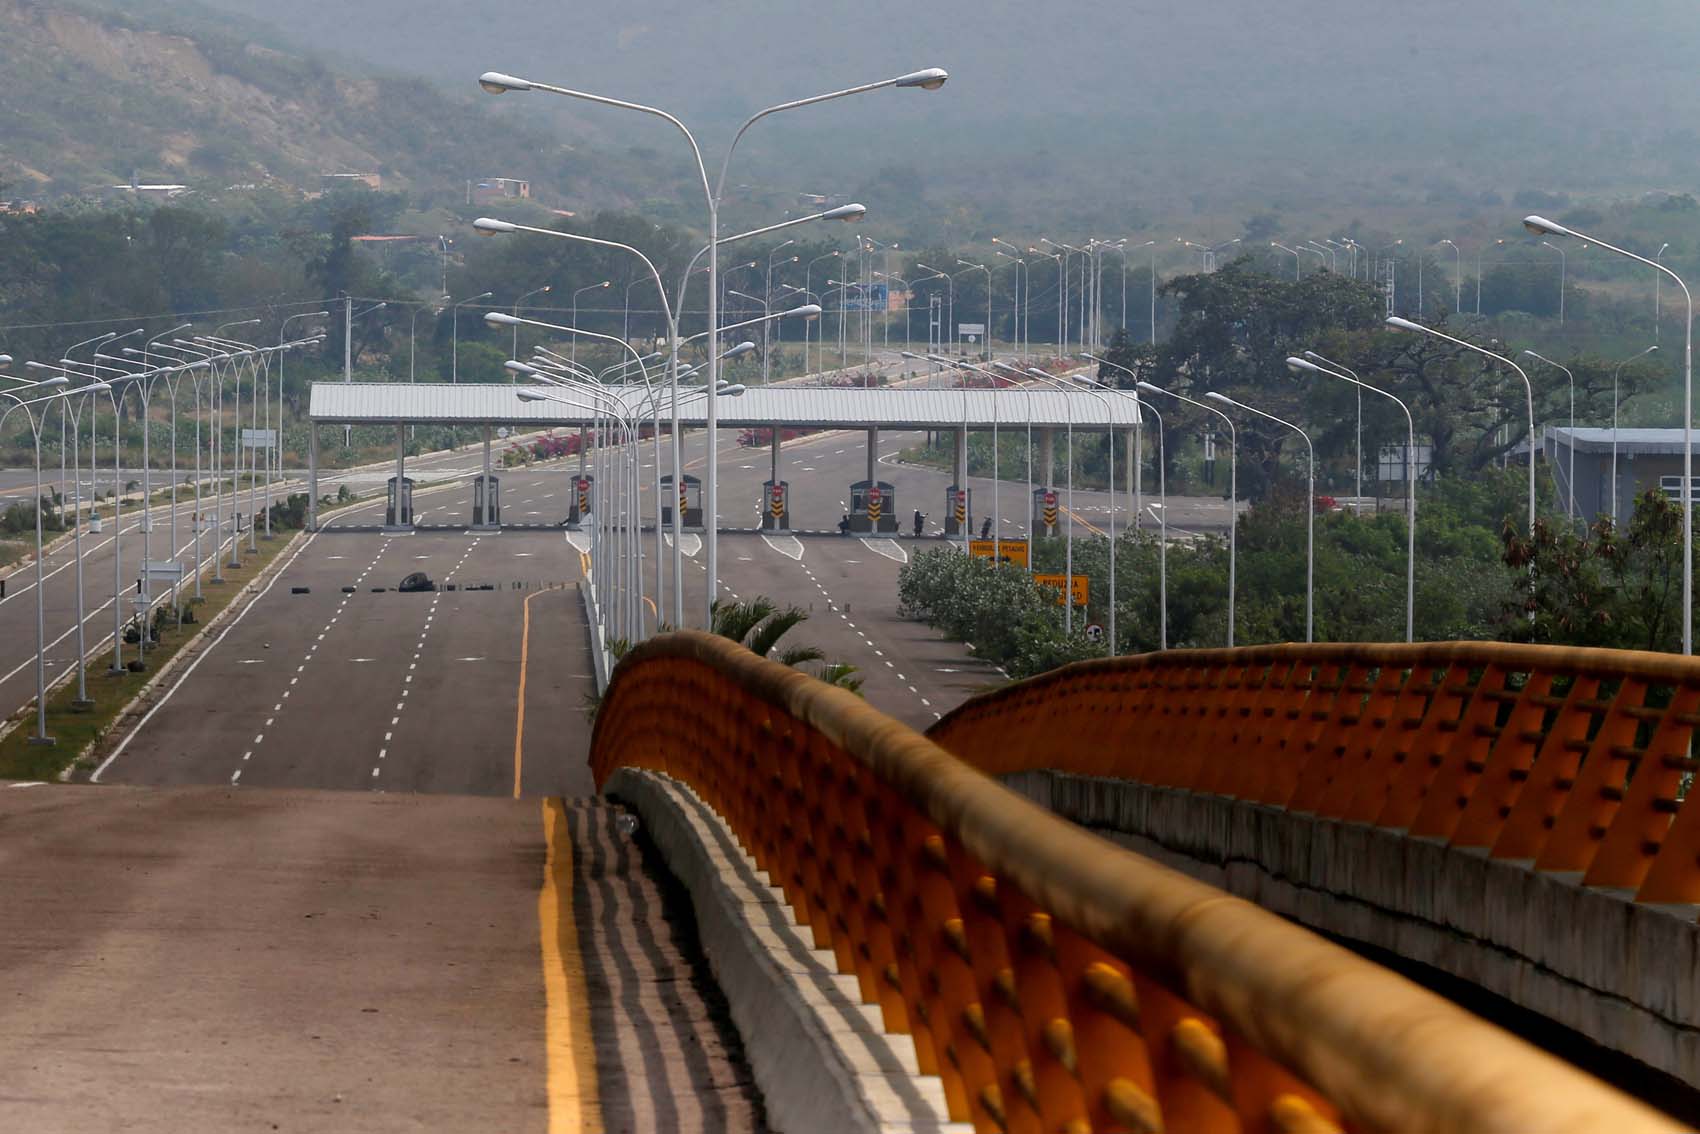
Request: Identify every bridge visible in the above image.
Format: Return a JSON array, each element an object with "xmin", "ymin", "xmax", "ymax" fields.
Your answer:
[
  {"xmin": 9, "ymin": 624, "xmax": 1699, "ymax": 1130},
  {"xmin": 2, "ymin": 378, "xmax": 1694, "ymax": 1132}
]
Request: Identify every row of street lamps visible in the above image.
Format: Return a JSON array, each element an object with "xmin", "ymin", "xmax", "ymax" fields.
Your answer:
[{"xmin": 1, "ymin": 331, "xmax": 320, "ymax": 745}]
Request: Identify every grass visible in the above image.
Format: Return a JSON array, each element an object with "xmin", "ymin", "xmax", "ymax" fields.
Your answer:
[{"xmin": 0, "ymin": 529, "xmax": 303, "ymax": 782}]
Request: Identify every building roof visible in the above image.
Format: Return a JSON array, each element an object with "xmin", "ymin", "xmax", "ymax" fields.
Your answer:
[
  {"xmin": 1546, "ymin": 426, "xmax": 1694, "ymax": 455},
  {"xmin": 308, "ymin": 382, "xmax": 1140, "ymax": 430}
]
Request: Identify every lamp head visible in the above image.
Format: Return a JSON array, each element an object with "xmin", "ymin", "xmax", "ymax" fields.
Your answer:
[
  {"xmin": 1025, "ymin": 367, "xmax": 1051, "ymax": 380},
  {"xmin": 517, "ymin": 388, "xmax": 549, "ymax": 402},
  {"xmin": 1523, "ymin": 215, "xmax": 1566, "ymax": 238},
  {"xmin": 39, "ymin": 374, "xmax": 71, "ymax": 388},
  {"xmin": 82, "ymin": 381, "xmax": 112, "ymax": 394},
  {"xmin": 1203, "ymin": 391, "xmax": 1234, "ymax": 407},
  {"xmin": 0, "ymin": 355, "xmax": 11, "ymax": 368},
  {"xmin": 782, "ymin": 303, "xmax": 823, "ymax": 319},
  {"xmin": 1385, "ymin": 316, "xmax": 1422, "ymax": 333},
  {"xmin": 894, "ymin": 67, "xmax": 949, "ymax": 90},
  {"xmin": 504, "ymin": 360, "xmax": 540, "ymax": 376},
  {"xmin": 718, "ymin": 384, "xmax": 748, "ymax": 397},
  {"xmin": 479, "ymin": 71, "xmax": 533, "ymax": 94},
  {"xmin": 722, "ymin": 341, "xmax": 757, "ymax": 360},
  {"xmin": 1286, "ymin": 356, "xmax": 1321, "ymax": 375},
  {"xmin": 900, "ymin": 351, "xmax": 922, "ymax": 360},
  {"xmin": 485, "ymin": 312, "xmax": 521, "ymax": 327},
  {"xmin": 474, "ymin": 217, "xmax": 516, "ymax": 236},
  {"xmin": 1645, "ymin": 345, "xmax": 1661, "ymax": 356}
]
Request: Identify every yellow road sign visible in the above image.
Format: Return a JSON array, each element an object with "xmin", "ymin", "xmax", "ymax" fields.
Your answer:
[
  {"xmin": 1034, "ymin": 572, "xmax": 1089, "ymax": 607},
  {"xmin": 969, "ymin": 539, "xmax": 1029, "ymax": 568}
]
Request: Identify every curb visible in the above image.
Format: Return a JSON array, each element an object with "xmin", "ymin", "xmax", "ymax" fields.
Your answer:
[{"xmin": 607, "ymin": 767, "xmax": 965, "ymax": 1134}]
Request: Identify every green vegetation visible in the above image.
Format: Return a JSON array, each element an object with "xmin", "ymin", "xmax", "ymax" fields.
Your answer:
[
  {"xmin": 899, "ymin": 475, "xmax": 1698, "ymax": 674},
  {"xmin": 709, "ymin": 597, "xmax": 863, "ymax": 693}
]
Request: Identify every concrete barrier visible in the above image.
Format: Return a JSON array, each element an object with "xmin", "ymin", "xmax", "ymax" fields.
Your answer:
[
  {"xmin": 1003, "ymin": 769, "xmax": 1700, "ymax": 1084},
  {"xmin": 607, "ymin": 767, "xmax": 966, "ymax": 1134}
]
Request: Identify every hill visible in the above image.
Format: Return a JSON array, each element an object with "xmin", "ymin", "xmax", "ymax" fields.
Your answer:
[{"xmin": 0, "ymin": 0, "xmax": 687, "ymax": 210}]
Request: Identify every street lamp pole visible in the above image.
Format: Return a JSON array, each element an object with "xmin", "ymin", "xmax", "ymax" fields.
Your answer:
[
  {"xmin": 1388, "ymin": 316, "xmax": 1534, "ymax": 534},
  {"xmin": 1610, "ymin": 346, "xmax": 1659, "ymax": 523},
  {"xmin": 1207, "ymin": 392, "xmax": 1314, "ymax": 643},
  {"xmin": 1521, "ymin": 349, "xmax": 1580, "ymax": 521},
  {"xmin": 451, "ymin": 292, "xmax": 494, "ymax": 383},
  {"xmin": 1526, "ymin": 213, "xmax": 1694, "ymax": 653},
  {"xmin": 1290, "ymin": 356, "xmax": 1416, "ymax": 642},
  {"xmin": 1137, "ymin": 380, "xmax": 1238, "ymax": 646},
  {"xmin": 512, "ymin": 284, "xmax": 553, "ymax": 362},
  {"xmin": 1439, "ymin": 239, "xmax": 1463, "ymax": 312},
  {"xmin": 1302, "ymin": 350, "xmax": 1364, "ymax": 506}
]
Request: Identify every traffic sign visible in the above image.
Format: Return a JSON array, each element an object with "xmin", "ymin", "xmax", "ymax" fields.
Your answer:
[
  {"xmin": 953, "ymin": 488, "xmax": 967, "ymax": 524},
  {"xmin": 1042, "ymin": 490, "xmax": 1059, "ymax": 532},
  {"xmin": 769, "ymin": 483, "xmax": 786, "ymax": 519},
  {"xmin": 1084, "ymin": 623, "xmax": 1104, "ymax": 643},
  {"xmin": 1034, "ymin": 572, "xmax": 1089, "ymax": 607},
  {"xmin": 867, "ymin": 485, "xmax": 883, "ymax": 524},
  {"xmin": 240, "ymin": 428, "xmax": 277, "ymax": 449},
  {"xmin": 968, "ymin": 538, "xmax": 1029, "ymax": 568}
]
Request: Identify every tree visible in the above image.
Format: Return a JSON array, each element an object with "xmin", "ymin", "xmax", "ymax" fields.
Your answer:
[
  {"xmin": 709, "ymin": 597, "xmax": 863, "ymax": 691},
  {"xmin": 1501, "ymin": 489, "xmax": 1685, "ymax": 652}
]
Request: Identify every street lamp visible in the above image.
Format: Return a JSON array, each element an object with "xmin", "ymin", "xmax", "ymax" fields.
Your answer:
[
  {"xmin": 1439, "ymin": 239, "xmax": 1462, "ymax": 312},
  {"xmin": 957, "ymin": 259, "xmax": 993, "ymax": 361},
  {"xmin": 451, "ymin": 292, "xmax": 494, "ymax": 382},
  {"xmin": 1206, "ymin": 392, "xmax": 1314, "ymax": 643},
  {"xmin": 1657, "ymin": 242, "xmax": 1671, "ymax": 342},
  {"xmin": 0, "ymin": 374, "xmax": 76, "ymax": 745},
  {"xmin": 1302, "ymin": 350, "xmax": 1364, "ymax": 504},
  {"xmin": 512, "ymin": 284, "xmax": 553, "ymax": 362},
  {"xmin": 1609, "ymin": 345, "xmax": 1660, "ymax": 523},
  {"xmin": 1387, "ymin": 316, "xmax": 1534, "ymax": 535},
  {"xmin": 1476, "ymin": 239, "xmax": 1505, "ymax": 316},
  {"xmin": 410, "ymin": 296, "xmax": 448, "ymax": 383},
  {"xmin": 1084, "ymin": 354, "xmax": 1164, "ymax": 640},
  {"xmin": 569, "ymin": 281, "xmax": 611, "ymax": 365},
  {"xmin": 1137, "ymin": 380, "xmax": 1239, "ymax": 646},
  {"xmin": 1520, "ymin": 349, "xmax": 1579, "ymax": 521},
  {"xmin": 1290, "ymin": 355, "xmax": 1416, "ymax": 642},
  {"xmin": 805, "ymin": 250, "xmax": 842, "ymax": 374},
  {"xmin": 1528, "ymin": 212, "xmax": 1694, "ymax": 653},
  {"xmin": 1271, "ymin": 242, "xmax": 1303, "ymax": 280},
  {"xmin": 478, "ymin": 62, "xmax": 947, "ymax": 627}
]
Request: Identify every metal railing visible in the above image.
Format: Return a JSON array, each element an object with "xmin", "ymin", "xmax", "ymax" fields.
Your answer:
[
  {"xmin": 591, "ymin": 632, "xmax": 1679, "ymax": 1133},
  {"xmin": 930, "ymin": 641, "xmax": 1700, "ymax": 908}
]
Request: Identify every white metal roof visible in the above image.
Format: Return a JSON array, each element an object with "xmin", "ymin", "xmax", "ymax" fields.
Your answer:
[{"xmin": 308, "ymin": 382, "xmax": 1140, "ymax": 430}]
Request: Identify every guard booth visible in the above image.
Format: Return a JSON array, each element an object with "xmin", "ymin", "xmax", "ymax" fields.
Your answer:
[
  {"xmin": 945, "ymin": 485, "xmax": 973, "ymax": 537},
  {"xmin": 1035, "ymin": 486, "xmax": 1060, "ymax": 537},
  {"xmin": 762, "ymin": 480, "xmax": 790, "ymax": 531},
  {"xmin": 386, "ymin": 475, "xmax": 415, "ymax": 529},
  {"xmin": 848, "ymin": 480, "xmax": 897, "ymax": 534},
  {"xmin": 472, "ymin": 473, "xmax": 501, "ymax": 528},
  {"xmin": 661, "ymin": 473, "xmax": 704, "ymax": 530},
  {"xmin": 567, "ymin": 475, "xmax": 594, "ymax": 528}
]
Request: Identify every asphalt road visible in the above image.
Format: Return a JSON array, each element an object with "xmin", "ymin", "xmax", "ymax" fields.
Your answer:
[{"xmin": 94, "ymin": 465, "xmax": 597, "ymax": 797}]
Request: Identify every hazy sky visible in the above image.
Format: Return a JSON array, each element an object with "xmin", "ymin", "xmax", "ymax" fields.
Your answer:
[{"xmin": 151, "ymin": 0, "xmax": 1700, "ymax": 228}]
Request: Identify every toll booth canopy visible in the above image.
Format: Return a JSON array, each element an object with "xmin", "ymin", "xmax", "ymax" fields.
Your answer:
[{"xmin": 848, "ymin": 479, "xmax": 898, "ymax": 534}]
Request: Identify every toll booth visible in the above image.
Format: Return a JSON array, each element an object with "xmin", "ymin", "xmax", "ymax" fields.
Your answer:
[
  {"xmin": 1035, "ymin": 486, "xmax": 1060, "ymax": 537},
  {"xmin": 944, "ymin": 485, "xmax": 973, "ymax": 537},
  {"xmin": 386, "ymin": 475, "xmax": 415, "ymax": 528},
  {"xmin": 848, "ymin": 479, "xmax": 897, "ymax": 534},
  {"xmin": 472, "ymin": 473, "xmax": 501, "ymax": 528},
  {"xmin": 762, "ymin": 480, "xmax": 790, "ymax": 531},
  {"xmin": 567, "ymin": 475, "xmax": 594, "ymax": 528},
  {"xmin": 661, "ymin": 473, "xmax": 704, "ymax": 530}
]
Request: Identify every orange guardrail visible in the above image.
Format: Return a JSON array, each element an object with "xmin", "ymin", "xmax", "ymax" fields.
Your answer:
[
  {"xmin": 591, "ymin": 631, "xmax": 1681, "ymax": 1134},
  {"xmin": 928, "ymin": 641, "xmax": 1700, "ymax": 908}
]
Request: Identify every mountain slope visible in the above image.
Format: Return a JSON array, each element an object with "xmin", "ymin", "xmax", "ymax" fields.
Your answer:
[{"xmin": 0, "ymin": 0, "xmax": 687, "ymax": 209}]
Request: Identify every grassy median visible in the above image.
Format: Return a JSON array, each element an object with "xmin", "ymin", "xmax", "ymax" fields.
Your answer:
[{"xmin": 0, "ymin": 529, "xmax": 302, "ymax": 782}]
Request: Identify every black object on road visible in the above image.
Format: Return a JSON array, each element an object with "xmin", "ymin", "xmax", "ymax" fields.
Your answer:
[
  {"xmin": 398, "ymin": 572, "xmax": 437, "ymax": 593},
  {"xmin": 913, "ymin": 510, "xmax": 925, "ymax": 537}
]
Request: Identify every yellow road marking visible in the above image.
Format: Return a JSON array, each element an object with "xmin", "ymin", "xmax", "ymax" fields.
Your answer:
[
  {"xmin": 540, "ymin": 799, "xmax": 601, "ymax": 1132},
  {"xmin": 514, "ymin": 589, "xmax": 543, "ymax": 799},
  {"xmin": 1061, "ymin": 504, "xmax": 1107, "ymax": 538}
]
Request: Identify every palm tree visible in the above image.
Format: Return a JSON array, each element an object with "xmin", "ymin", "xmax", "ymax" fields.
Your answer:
[{"xmin": 710, "ymin": 597, "xmax": 862, "ymax": 692}]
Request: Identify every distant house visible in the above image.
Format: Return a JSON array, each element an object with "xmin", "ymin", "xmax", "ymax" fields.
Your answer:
[
  {"xmin": 0, "ymin": 199, "xmax": 40, "ymax": 215},
  {"xmin": 321, "ymin": 172, "xmax": 382, "ymax": 191},
  {"xmin": 108, "ymin": 183, "xmax": 188, "ymax": 200},
  {"xmin": 470, "ymin": 177, "xmax": 531, "ymax": 204}
]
